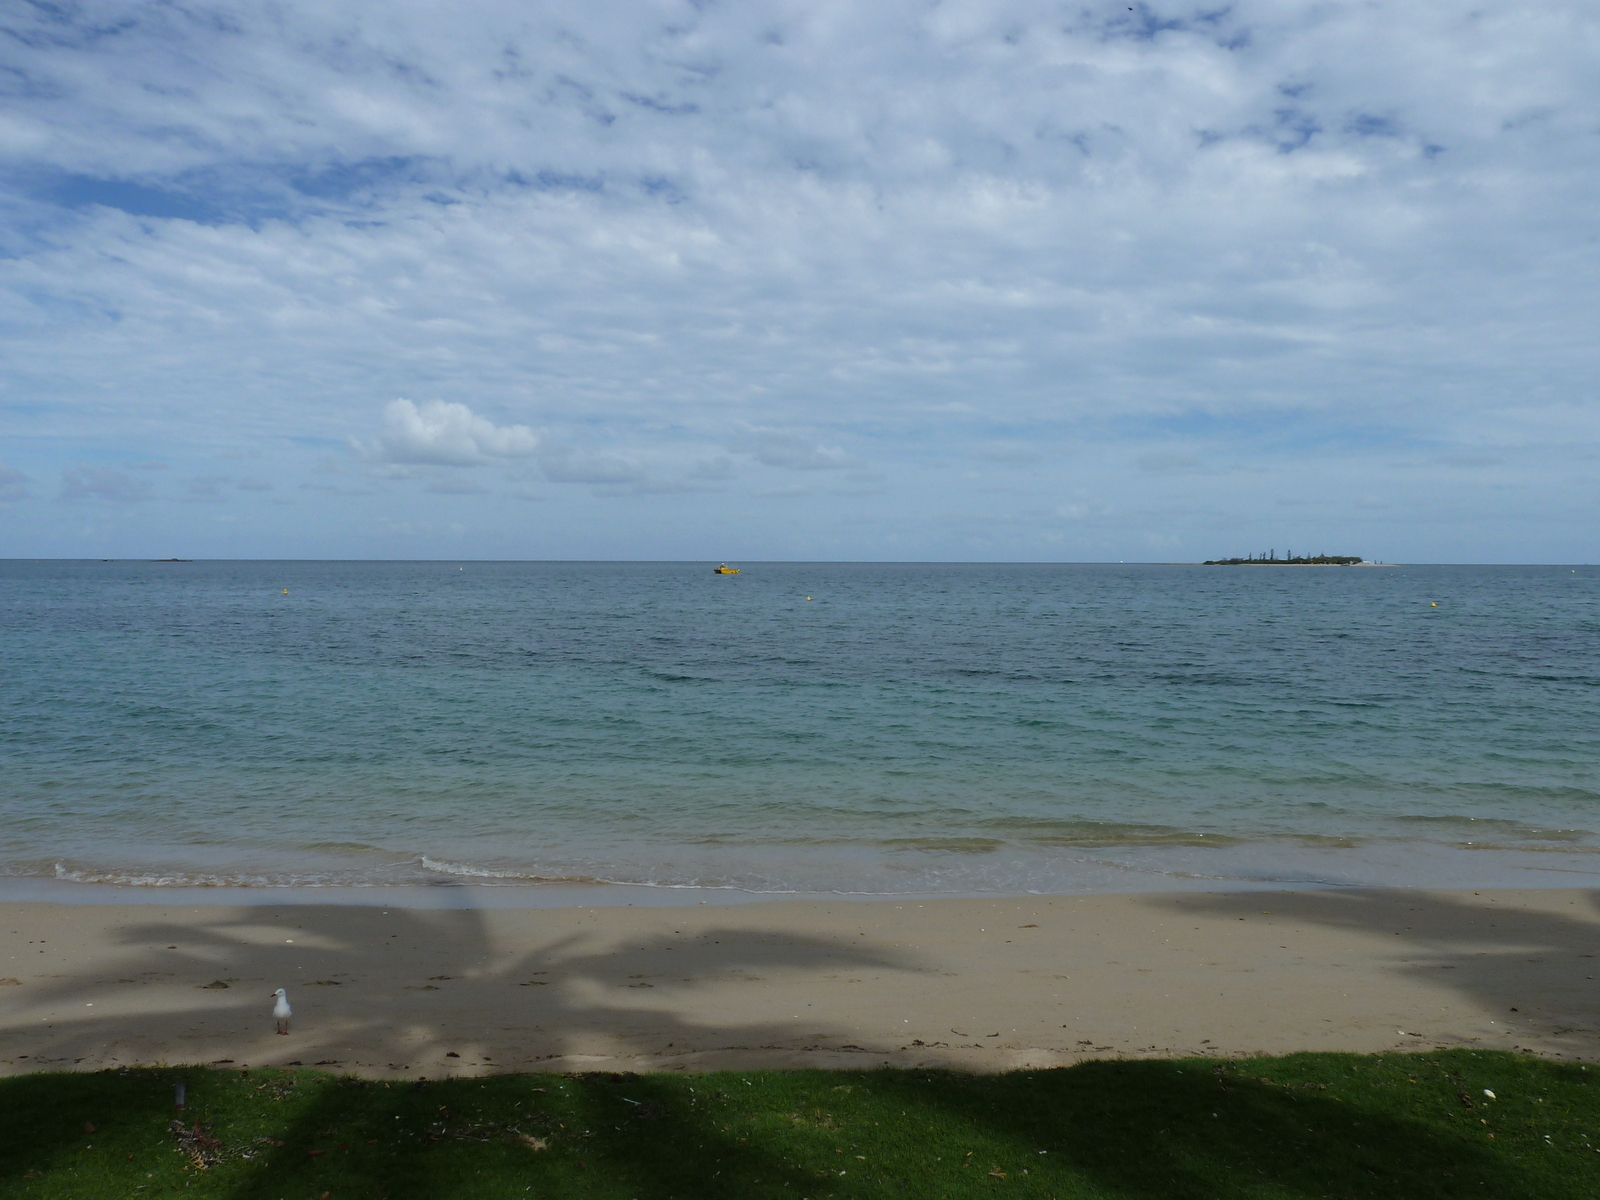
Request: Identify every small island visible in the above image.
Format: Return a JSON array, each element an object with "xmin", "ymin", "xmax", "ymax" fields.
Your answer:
[{"xmin": 1204, "ymin": 551, "xmax": 1363, "ymax": 566}]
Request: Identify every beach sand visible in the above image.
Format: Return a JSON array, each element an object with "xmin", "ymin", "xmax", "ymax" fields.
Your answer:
[{"xmin": 3, "ymin": 888, "xmax": 1597, "ymax": 1077}]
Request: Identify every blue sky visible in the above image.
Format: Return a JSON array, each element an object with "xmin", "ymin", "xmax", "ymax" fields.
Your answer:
[{"xmin": 1, "ymin": 0, "xmax": 1595, "ymax": 561}]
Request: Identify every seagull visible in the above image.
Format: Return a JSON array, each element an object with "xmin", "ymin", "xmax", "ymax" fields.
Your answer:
[{"xmin": 271, "ymin": 987, "xmax": 292, "ymax": 1035}]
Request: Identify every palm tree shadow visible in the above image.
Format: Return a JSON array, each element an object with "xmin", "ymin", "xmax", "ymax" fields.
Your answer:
[
  {"xmin": 495, "ymin": 924, "xmax": 931, "ymax": 1067},
  {"xmin": 213, "ymin": 1069, "xmax": 828, "ymax": 1200},
  {"xmin": 201, "ymin": 902, "xmax": 929, "ymax": 1199},
  {"xmin": 0, "ymin": 1069, "xmax": 190, "ymax": 1195},
  {"xmin": 8, "ymin": 899, "xmax": 929, "ymax": 1072},
  {"xmin": 7, "ymin": 903, "xmax": 500, "ymax": 1071},
  {"xmin": 6, "ymin": 898, "xmax": 932, "ymax": 1197},
  {"xmin": 869, "ymin": 1059, "xmax": 1552, "ymax": 1200},
  {"xmin": 10, "ymin": 893, "xmax": 1597, "ymax": 1199},
  {"xmin": 1168, "ymin": 888, "xmax": 1600, "ymax": 1053}
]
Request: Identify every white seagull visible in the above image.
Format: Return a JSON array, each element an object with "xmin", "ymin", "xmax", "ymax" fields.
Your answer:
[{"xmin": 271, "ymin": 987, "xmax": 292, "ymax": 1035}]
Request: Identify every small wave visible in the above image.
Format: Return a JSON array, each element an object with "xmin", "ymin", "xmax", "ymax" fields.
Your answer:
[
  {"xmin": 416, "ymin": 856, "xmax": 606, "ymax": 885},
  {"xmin": 1394, "ymin": 815, "xmax": 1592, "ymax": 842},
  {"xmin": 642, "ymin": 670, "xmax": 718, "ymax": 684},
  {"xmin": 1030, "ymin": 831, "xmax": 1245, "ymax": 849},
  {"xmin": 1293, "ymin": 834, "xmax": 1366, "ymax": 849},
  {"xmin": 977, "ymin": 817, "xmax": 1247, "ymax": 849},
  {"xmin": 878, "ymin": 837, "xmax": 1006, "ymax": 854},
  {"xmin": 48, "ymin": 862, "xmax": 311, "ymax": 888},
  {"xmin": 1152, "ymin": 672, "xmax": 1253, "ymax": 686},
  {"xmin": 1453, "ymin": 842, "xmax": 1600, "ymax": 854},
  {"xmin": 298, "ymin": 841, "xmax": 395, "ymax": 855},
  {"xmin": 415, "ymin": 861, "xmax": 918, "ymax": 896}
]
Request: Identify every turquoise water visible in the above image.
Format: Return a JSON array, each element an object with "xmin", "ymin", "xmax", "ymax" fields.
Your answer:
[{"xmin": 3, "ymin": 560, "xmax": 1598, "ymax": 896}]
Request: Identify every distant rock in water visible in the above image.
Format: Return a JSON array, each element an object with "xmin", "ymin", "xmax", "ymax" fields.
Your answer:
[{"xmin": 1204, "ymin": 553, "xmax": 1363, "ymax": 565}]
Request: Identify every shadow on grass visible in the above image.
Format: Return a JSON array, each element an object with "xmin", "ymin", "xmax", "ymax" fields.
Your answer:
[
  {"xmin": 10, "ymin": 889, "xmax": 1600, "ymax": 1196},
  {"xmin": 0, "ymin": 1069, "xmax": 188, "ymax": 1195},
  {"xmin": 869, "ymin": 1058, "xmax": 1537, "ymax": 1200},
  {"xmin": 222, "ymin": 1069, "xmax": 828, "ymax": 1200},
  {"xmin": 0, "ymin": 900, "xmax": 919, "ymax": 1197},
  {"xmin": 7, "ymin": 1054, "xmax": 1595, "ymax": 1199}
]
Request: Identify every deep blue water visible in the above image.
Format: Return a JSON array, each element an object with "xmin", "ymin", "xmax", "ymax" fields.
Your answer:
[{"xmin": 3, "ymin": 560, "xmax": 1598, "ymax": 895}]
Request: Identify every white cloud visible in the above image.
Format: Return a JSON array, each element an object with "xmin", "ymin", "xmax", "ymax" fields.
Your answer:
[
  {"xmin": 187, "ymin": 474, "xmax": 231, "ymax": 498},
  {"xmin": 732, "ymin": 432, "xmax": 856, "ymax": 471},
  {"xmin": 0, "ymin": 1, "xmax": 1595, "ymax": 559},
  {"xmin": 355, "ymin": 399, "xmax": 539, "ymax": 466},
  {"xmin": 1135, "ymin": 452, "xmax": 1217, "ymax": 475},
  {"xmin": 424, "ymin": 477, "xmax": 492, "ymax": 494},
  {"xmin": 0, "ymin": 461, "xmax": 29, "ymax": 502},
  {"xmin": 59, "ymin": 466, "xmax": 153, "ymax": 503},
  {"xmin": 972, "ymin": 445, "xmax": 1047, "ymax": 466},
  {"xmin": 539, "ymin": 448, "xmax": 645, "ymax": 485},
  {"xmin": 688, "ymin": 456, "xmax": 736, "ymax": 481}
]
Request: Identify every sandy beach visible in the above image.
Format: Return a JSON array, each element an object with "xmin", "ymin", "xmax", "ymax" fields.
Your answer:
[{"xmin": 4, "ymin": 887, "xmax": 1598, "ymax": 1077}]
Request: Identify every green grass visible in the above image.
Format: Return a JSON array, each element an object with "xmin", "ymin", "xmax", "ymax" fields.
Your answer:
[{"xmin": 3, "ymin": 1051, "xmax": 1597, "ymax": 1198}]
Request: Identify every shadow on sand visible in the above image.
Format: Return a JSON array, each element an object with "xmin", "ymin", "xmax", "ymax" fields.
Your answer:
[
  {"xmin": 7, "ymin": 890, "xmax": 1600, "ymax": 1196},
  {"xmin": 8, "ymin": 900, "xmax": 926, "ymax": 1072},
  {"xmin": 1172, "ymin": 888, "xmax": 1600, "ymax": 1052}
]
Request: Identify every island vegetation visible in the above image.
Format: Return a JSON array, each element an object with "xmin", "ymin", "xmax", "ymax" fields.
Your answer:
[{"xmin": 1204, "ymin": 551, "xmax": 1363, "ymax": 566}]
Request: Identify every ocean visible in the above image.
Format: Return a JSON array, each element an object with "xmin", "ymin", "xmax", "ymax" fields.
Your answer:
[{"xmin": 3, "ymin": 560, "xmax": 1597, "ymax": 901}]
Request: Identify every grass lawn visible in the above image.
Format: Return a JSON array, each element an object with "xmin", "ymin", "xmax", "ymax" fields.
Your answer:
[{"xmin": 2, "ymin": 1050, "xmax": 1597, "ymax": 1198}]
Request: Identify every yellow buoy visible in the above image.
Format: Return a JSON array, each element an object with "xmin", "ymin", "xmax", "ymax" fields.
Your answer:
[
  {"xmin": 806, "ymin": 596, "xmax": 812, "ymax": 601},
  {"xmin": 1430, "ymin": 602, "xmax": 1437, "ymax": 606},
  {"xmin": 282, "ymin": 588, "xmax": 289, "ymax": 595}
]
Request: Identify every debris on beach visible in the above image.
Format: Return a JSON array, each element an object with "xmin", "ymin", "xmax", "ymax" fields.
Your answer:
[{"xmin": 169, "ymin": 1120, "xmax": 224, "ymax": 1170}]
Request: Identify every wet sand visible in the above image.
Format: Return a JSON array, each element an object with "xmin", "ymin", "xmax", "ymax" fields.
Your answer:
[{"xmin": 3, "ymin": 887, "xmax": 1598, "ymax": 1076}]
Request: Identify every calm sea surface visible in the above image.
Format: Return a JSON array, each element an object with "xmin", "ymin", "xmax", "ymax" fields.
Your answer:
[{"xmin": 3, "ymin": 560, "xmax": 1598, "ymax": 899}]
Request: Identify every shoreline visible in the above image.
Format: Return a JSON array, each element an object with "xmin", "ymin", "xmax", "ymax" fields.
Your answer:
[
  {"xmin": 5, "ymin": 886, "xmax": 1598, "ymax": 1077},
  {"xmin": 0, "ymin": 874, "xmax": 1343, "ymax": 911},
  {"xmin": 12, "ymin": 834, "xmax": 1600, "ymax": 906}
]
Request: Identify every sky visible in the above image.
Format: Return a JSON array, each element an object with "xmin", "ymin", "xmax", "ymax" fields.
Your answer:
[{"xmin": 0, "ymin": 0, "xmax": 1596, "ymax": 562}]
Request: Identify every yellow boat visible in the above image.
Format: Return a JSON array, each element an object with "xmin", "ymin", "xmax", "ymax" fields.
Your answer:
[{"xmin": 713, "ymin": 563, "xmax": 740, "ymax": 574}]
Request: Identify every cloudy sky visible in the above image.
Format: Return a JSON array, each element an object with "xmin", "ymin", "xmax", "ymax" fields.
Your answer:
[{"xmin": 1, "ymin": 0, "xmax": 1595, "ymax": 561}]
